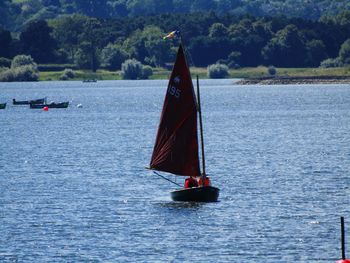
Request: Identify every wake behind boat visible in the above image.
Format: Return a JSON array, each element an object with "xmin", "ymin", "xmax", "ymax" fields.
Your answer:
[{"xmin": 148, "ymin": 43, "xmax": 219, "ymax": 202}]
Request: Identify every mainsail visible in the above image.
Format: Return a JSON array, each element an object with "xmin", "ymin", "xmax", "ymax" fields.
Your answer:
[{"xmin": 150, "ymin": 44, "xmax": 200, "ymax": 177}]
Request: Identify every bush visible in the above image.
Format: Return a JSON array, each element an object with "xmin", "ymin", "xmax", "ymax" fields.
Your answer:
[
  {"xmin": 319, "ymin": 57, "xmax": 343, "ymax": 68},
  {"xmin": 0, "ymin": 57, "xmax": 11, "ymax": 68},
  {"xmin": 141, "ymin": 65, "xmax": 153, "ymax": 79},
  {"xmin": 0, "ymin": 69, "xmax": 15, "ymax": 82},
  {"xmin": 0, "ymin": 55, "xmax": 39, "ymax": 82},
  {"xmin": 64, "ymin": 68, "xmax": 75, "ymax": 78},
  {"xmin": 121, "ymin": 59, "xmax": 143, "ymax": 80},
  {"xmin": 339, "ymin": 38, "xmax": 350, "ymax": 65},
  {"xmin": 0, "ymin": 65, "xmax": 39, "ymax": 82},
  {"xmin": 11, "ymin": 55, "xmax": 37, "ymax": 69},
  {"xmin": 207, "ymin": 63, "xmax": 229, "ymax": 79},
  {"xmin": 59, "ymin": 68, "xmax": 75, "ymax": 80},
  {"xmin": 268, "ymin": 65, "xmax": 277, "ymax": 76},
  {"xmin": 14, "ymin": 65, "xmax": 39, "ymax": 81},
  {"xmin": 59, "ymin": 74, "xmax": 69, "ymax": 81}
]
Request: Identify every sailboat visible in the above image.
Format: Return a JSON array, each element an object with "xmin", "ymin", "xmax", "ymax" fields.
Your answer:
[{"xmin": 149, "ymin": 44, "xmax": 219, "ymax": 202}]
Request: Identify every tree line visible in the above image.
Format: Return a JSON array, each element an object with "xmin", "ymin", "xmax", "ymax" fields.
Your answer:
[
  {"xmin": 1, "ymin": 0, "xmax": 350, "ymax": 32},
  {"xmin": 1, "ymin": 11, "xmax": 350, "ymax": 71}
]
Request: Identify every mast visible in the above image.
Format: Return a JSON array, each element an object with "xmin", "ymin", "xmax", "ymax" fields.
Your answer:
[
  {"xmin": 196, "ymin": 75, "xmax": 206, "ymax": 181},
  {"xmin": 179, "ymin": 33, "xmax": 205, "ymax": 178}
]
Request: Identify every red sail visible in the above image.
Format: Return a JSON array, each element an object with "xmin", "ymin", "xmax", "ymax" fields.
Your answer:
[{"xmin": 150, "ymin": 44, "xmax": 200, "ymax": 177}]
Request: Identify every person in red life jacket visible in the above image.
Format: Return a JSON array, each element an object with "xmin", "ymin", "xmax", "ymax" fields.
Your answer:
[
  {"xmin": 184, "ymin": 176, "xmax": 198, "ymax": 188},
  {"xmin": 198, "ymin": 175, "xmax": 211, "ymax": 187}
]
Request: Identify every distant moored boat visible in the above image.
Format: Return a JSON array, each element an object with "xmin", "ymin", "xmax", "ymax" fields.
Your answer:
[
  {"xmin": 13, "ymin": 97, "xmax": 46, "ymax": 105},
  {"xmin": 30, "ymin": 101, "xmax": 69, "ymax": 109},
  {"xmin": 0, "ymin": 103, "xmax": 6, "ymax": 109}
]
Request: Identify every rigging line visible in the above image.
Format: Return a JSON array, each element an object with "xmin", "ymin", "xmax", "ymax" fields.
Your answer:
[
  {"xmin": 178, "ymin": 30, "xmax": 195, "ymax": 68},
  {"xmin": 197, "ymin": 75, "xmax": 206, "ymax": 177},
  {"xmin": 153, "ymin": 171, "xmax": 182, "ymax": 187}
]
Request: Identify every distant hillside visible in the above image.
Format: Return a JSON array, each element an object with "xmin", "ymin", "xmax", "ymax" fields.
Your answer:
[{"xmin": 1, "ymin": 0, "xmax": 350, "ymax": 32}]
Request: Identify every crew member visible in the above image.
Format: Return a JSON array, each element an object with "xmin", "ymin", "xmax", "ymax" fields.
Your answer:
[
  {"xmin": 198, "ymin": 176, "xmax": 211, "ymax": 186},
  {"xmin": 184, "ymin": 176, "xmax": 198, "ymax": 188}
]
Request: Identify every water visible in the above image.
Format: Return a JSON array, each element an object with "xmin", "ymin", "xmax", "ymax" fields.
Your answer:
[{"xmin": 0, "ymin": 80, "xmax": 349, "ymax": 262}]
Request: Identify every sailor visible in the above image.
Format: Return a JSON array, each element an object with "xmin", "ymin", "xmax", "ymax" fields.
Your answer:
[
  {"xmin": 198, "ymin": 175, "xmax": 211, "ymax": 187},
  {"xmin": 184, "ymin": 176, "xmax": 198, "ymax": 188}
]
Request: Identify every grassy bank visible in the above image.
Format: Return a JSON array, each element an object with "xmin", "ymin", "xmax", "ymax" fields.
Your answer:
[{"xmin": 37, "ymin": 66, "xmax": 350, "ymax": 81}]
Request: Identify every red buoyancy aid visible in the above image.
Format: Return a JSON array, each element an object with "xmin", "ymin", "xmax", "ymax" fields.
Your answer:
[
  {"xmin": 184, "ymin": 177, "xmax": 198, "ymax": 188},
  {"xmin": 198, "ymin": 176, "xmax": 211, "ymax": 186}
]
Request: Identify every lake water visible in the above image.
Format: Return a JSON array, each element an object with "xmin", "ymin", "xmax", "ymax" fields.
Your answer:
[{"xmin": 0, "ymin": 80, "xmax": 349, "ymax": 262}]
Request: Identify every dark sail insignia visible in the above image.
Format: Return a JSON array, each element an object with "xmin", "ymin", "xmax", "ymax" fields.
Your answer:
[{"xmin": 150, "ymin": 45, "xmax": 200, "ymax": 177}]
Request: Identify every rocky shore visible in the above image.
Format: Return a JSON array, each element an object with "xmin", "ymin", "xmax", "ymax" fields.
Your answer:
[{"xmin": 235, "ymin": 75, "xmax": 350, "ymax": 85}]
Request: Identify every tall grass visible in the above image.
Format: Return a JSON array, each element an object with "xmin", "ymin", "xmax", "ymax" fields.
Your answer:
[{"xmin": 38, "ymin": 66, "xmax": 350, "ymax": 81}]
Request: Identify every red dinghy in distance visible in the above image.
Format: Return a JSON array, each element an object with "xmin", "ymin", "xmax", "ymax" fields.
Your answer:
[{"xmin": 149, "ymin": 44, "xmax": 219, "ymax": 202}]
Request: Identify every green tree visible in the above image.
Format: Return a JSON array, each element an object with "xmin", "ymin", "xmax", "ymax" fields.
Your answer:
[
  {"xmin": 50, "ymin": 14, "xmax": 88, "ymax": 63},
  {"xmin": 100, "ymin": 43, "xmax": 127, "ymax": 70},
  {"xmin": 189, "ymin": 36, "xmax": 232, "ymax": 66},
  {"xmin": 126, "ymin": 0, "xmax": 156, "ymax": 16},
  {"xmin": 209, "ymin": 23, "xmax": 228, "ymax": 38},
  {"xmin": 0, "ymin": 26, "xmax": 12, "ymax": 58},
  {"xmin": 11, "ymin": 54, "xmax": 37, "ymax": 69},
  {"xmin": 74, "ymin": 45, "xmax": 94, "ymax": 69},
  {"xmin": 78, "ymin": 18, "xmax": 107, "ymax": 71},
  {"xmin": 190, "ymin": 0, "xmax": 216, "ymax": 12},
  {"xmin": 19, "ymin": 20, "xmax": 57, "ymax": 63},
  {"xmin": 142, "ymin": 26, "xmax": 172, "ymax": 67},
  {"xmin": 262, "ymin": 24, "xmax": 306, "ymax": 67},
  {"xmin": 123, "ymin": 26, "xmax": 172, "ymax": 67},
  {"xmin": 305, "ymin": 39, "xmax": 327, "ymax": 67},
  {"xmin": 0, "ymin": 0, "xmax": 10, "ymax": 29},
  {"xmin": 74, "ymin": 0, "xmax": 109, "ymax": 18},
  {"xmin": 339, "ymin": 38, "xmax": 350, "ymax": 65}
]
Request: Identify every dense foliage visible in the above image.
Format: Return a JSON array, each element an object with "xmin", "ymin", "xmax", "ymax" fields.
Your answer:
[
  {"xmin": 1, "ymin": 0, "xmax": 350, "ymax": 32},
  {"xmin": 0, "ymin": 55, "xmax": 39, "ymax": 81},
  {"xmin": 1, "ymin": 10, "xmax": 350, "ymax": 70}
]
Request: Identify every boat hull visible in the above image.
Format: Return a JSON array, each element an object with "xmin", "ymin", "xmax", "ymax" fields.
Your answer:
[
  {"xmin": 170, "ymin": 186, "xmax": 219, "ymax": 202},
  {"xmin": 13, "ymin": 98, "xmax": 46, "ymax": 105},
  {"xmin": 0, "ymin": 103, "xmax": 6, "ymax": 109},
  {"xmin": 30, "ymin": 102, "xmax": 69, "ymax": 109}
]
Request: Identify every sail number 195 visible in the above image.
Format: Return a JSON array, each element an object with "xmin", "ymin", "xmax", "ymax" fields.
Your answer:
[{"xmin": 168, "ymin": 86, "xmax": 181, "ymax": 99}]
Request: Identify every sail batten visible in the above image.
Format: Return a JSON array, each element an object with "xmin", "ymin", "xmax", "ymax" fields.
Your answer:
[{"xmin": 150, "ymin": 44, "xmax": 200, "ymax": 177}]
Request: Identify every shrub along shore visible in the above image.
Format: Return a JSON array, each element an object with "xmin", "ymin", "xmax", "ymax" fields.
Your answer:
[{"xmin": 37, "ymin": 66, "xmax": 350, "ymax": 84}]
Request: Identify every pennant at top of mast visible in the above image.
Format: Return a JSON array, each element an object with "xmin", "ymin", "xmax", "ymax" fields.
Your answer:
[{"xmin": 163, "ymin": 30, "xmax": 180, "ymax": 40}]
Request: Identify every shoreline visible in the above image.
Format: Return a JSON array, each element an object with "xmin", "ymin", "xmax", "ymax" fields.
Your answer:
[{"xmin": 235, "ymin": 75, "xmax": 350, "ymax": 85}]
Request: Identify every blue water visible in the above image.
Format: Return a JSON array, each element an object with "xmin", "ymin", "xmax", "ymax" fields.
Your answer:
[{"xmin": 0, "ymin": 80, "xmax": 349, "ymax": 262}]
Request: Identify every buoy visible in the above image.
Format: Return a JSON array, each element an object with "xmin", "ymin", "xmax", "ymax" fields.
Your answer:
[
  {"xmin": 336, "ymin": 259, "xmax": 350, "ymax": 263},
  {"xmin": 77, "ymin": 103, "xmax": 83, "ymax": 108},
  {"xmin": 337, "ymin": 217, "xmax": 350, "ymax": 263},
  {"xmin": 43, "ymin": 106, "xmax": 49, "ymax": 111}
]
